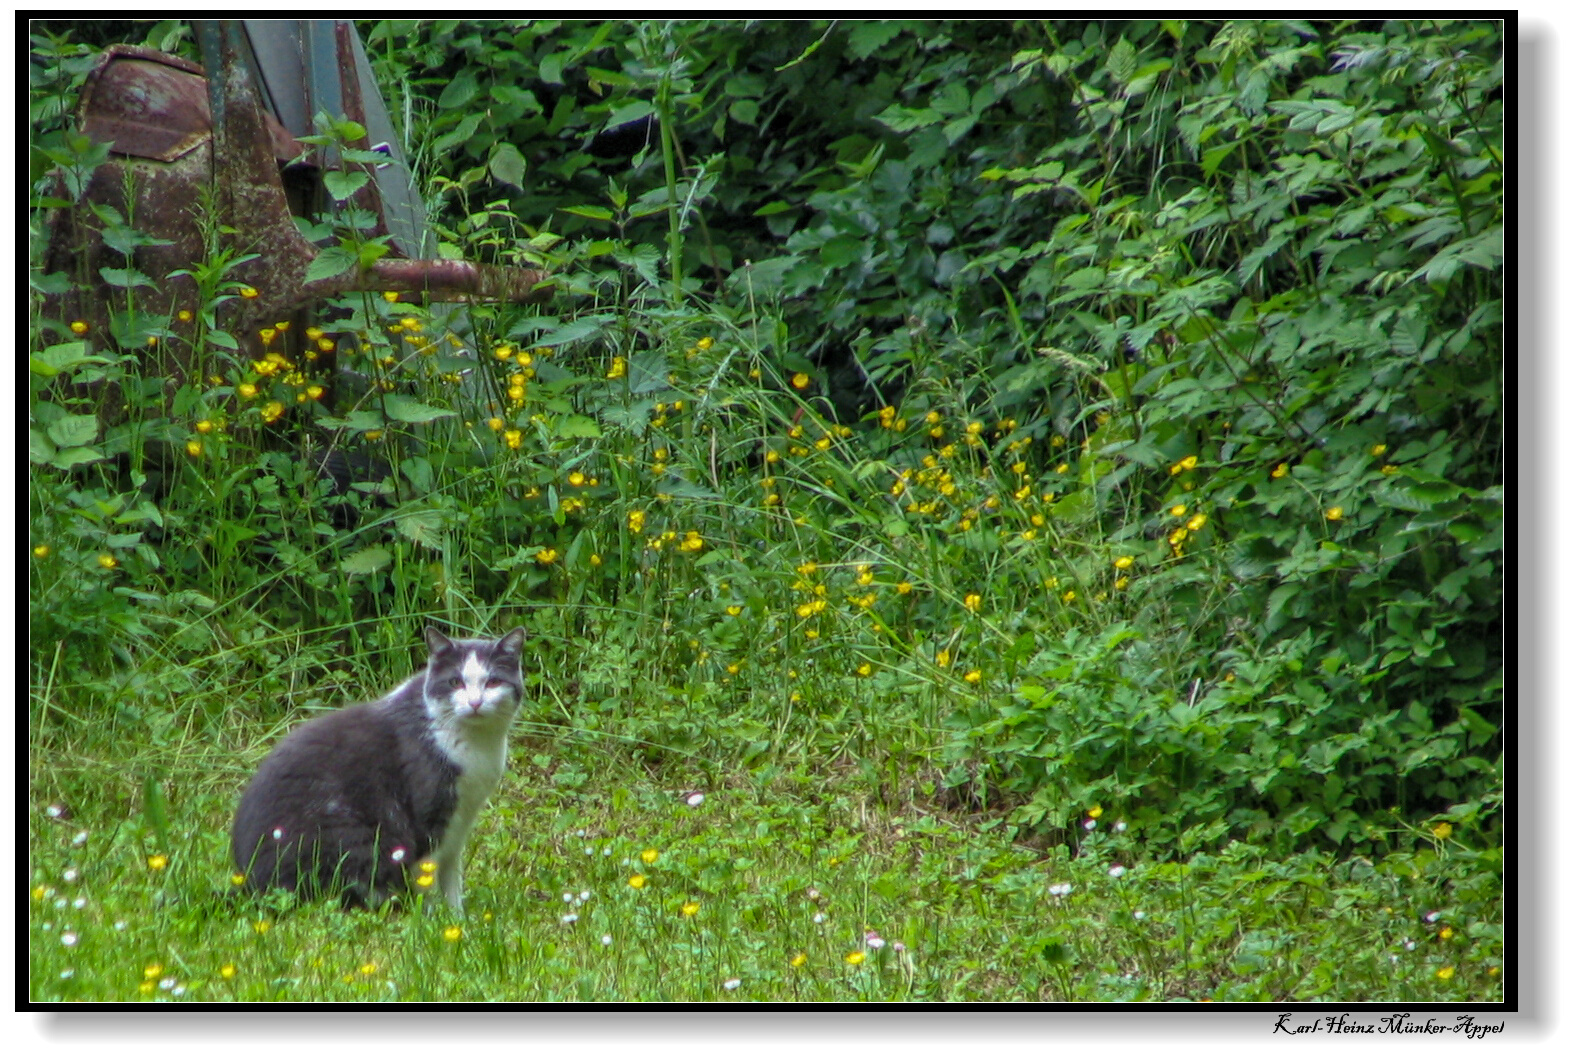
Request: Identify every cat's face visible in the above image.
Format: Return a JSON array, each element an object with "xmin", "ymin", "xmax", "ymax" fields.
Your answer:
[{"xmin": 422, "ymin": 626, "xmax": 526, "ymax": 728}]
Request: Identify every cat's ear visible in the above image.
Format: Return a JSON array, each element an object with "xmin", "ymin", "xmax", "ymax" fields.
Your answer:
[
  {"xmin": 494, "ymin": 627, "xmax": 526, "ymax": 658},
  {"xmin": 424, "ymin": 626, "xmax": 454, "ymax": 655}
]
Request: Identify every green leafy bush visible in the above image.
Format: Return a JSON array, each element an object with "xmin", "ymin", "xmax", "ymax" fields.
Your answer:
[{"xmin": 30, "ymin": 18, "xmax": 1501, "ymax": 866}]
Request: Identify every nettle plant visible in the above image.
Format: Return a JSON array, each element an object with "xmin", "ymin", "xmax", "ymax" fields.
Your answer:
[{"xmin": 924, "ymin": 21, "xmax": 1502, "ymax": 851}]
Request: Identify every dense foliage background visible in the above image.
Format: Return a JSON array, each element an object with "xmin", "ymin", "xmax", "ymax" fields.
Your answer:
[{"xmin": 28, "ymin": 19, "xmax": 1503, "ymax": 1001}]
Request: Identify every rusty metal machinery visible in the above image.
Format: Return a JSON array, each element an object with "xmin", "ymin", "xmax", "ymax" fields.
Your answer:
[{"xmin": 39, "ymin": 20, "xmax": 548, "ymax": 369}]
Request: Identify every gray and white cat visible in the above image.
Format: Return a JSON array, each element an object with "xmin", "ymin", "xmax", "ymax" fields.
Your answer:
[{"xmin": 231, "ymin": 626, "xmax": 526, "ymax": 913}]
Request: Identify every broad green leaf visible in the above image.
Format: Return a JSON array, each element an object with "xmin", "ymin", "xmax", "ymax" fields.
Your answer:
[
  {"xmin": 51, "ymin": 446, "xmax": 106, "ymax": 468},
  {"xmin": 322, "ymin": 170, "xmax": 369, "ymax": 202},
  {"xmin": 305, "ymin": 246, "xmax": 357, "ymax": 283},
  {"xmin": 848, "ymin": 20, "xmax": 904, "ymax": 58},
  {"xmin": 382, "ymin": 396, "xmax": 456, "ymax": 424},
  {"xmin": 558, "ymin": 414, "xmax": 603, "ymax": 439},
  {"xmin": 603, "ymin": 100, "xmax": 654, "ymax": 130},
  {"xmin": 540, "ymin": 51, "xmax": 567, "ymax": 85},
  {"xmin": 357, "ymin": 240, "xmax": 391, "ymax": 268},
  {"xmin": 339, "ymin": 546, "xmax": 392, "ymax": 576},
  {"xmin": 47, "ymin": 413, "xmax": 99, "ymax": 449},
  {"xmin": 561, "ymin": 204, "xmax": 614, "ymax": 221},
  {"xmin": 99, "ymin": 266, "xmax": 154, "ymax": 289},
  {"xmin": 874, "ymin": 104, "xmax": 939, "ymax": 132},
  {"xmin": 489, "ymin": 142, "xmax": 528, "ymax": 189},
  {"xmin": 30, "ymin": 341, "xmax": 104, "ymax": 377},
  {"xmin": 438, "ymin": 71, "xmax": 479, "ymax": 110},
  {"xmin": 531, "ymin": 315, "xmax": 614, "ymax": 347},
  {"xmin": 431, "ymin": 112, "xmax": 483, "ymax": 154},
  {"xmin": 396, "ymin": 509, "xmax": 449, "ymax": 550},
  {"xmin": 29, "ymin": 428, "xmax": 56, "ymax": 464},
  {"xmin": 1106, "ymin": 37, "xmax": 1137, "ymax": 83}
]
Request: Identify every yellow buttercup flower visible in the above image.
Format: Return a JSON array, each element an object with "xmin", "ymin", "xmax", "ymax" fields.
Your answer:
[
  {"xmin": 32, "ymin": 545, "xmax": 49, "ymax": 559},
  {"xmin": 1271, "ymin": 462, "xmax": 1289, "ymax": 479},
  {"xmin": 219, "ymin": 963, "xmax": 237, "ymax": 980},
  {"xmin": 680, "ymin": 901, "xmax": 700, "ymax": 917},
  {"xmin": 1370, "ymin": 444, "xmax": 1387, "ymax": 457},
  {"xmin": 845, "ymin": 951, "xmax": 865, "ymax": 965},
  {"xmin": 240, "ymin": 286, "xmax": 259, "ymax": 299},
  {"xmin": 535, "ymin": 548, "xmax": 558, "ymax": 565},
  {"xmin": 628, "ymin": 874, "xmax": 647, "ymax": 889},
  {"xmin": 1170, "ymin": 504, "xmax": 1187, "ymax": 517},
  {"xmin": 98, "ymin": 554, "xmax": 118, "ymax": 570},
  {"xmin": 963, "ymin": 669, "xmax": 982, "ymax": 685},
  {"xmin": 443, "ymin": 925, "xmax": 462, "ymax": 942},
  {"xmin": 791, "ymin": 372, "xmax": 810, "ymax": 389},
  {"xmin": 641, "ymin": 848, "xmax": 659, "ymax": 863},
  {"xmin": 964, "ymin": 594, "xmax": 982, "ymax": 613},
  {"xmin": 790, "ymin": 953, "xmax": 807, "ymax": 968},
  {"xmin": 1326, "ymin": 506, "xmax": 1344, "ymax": 521},
  {"xmin": 1114, "ymin": 556, "xmax": 1134, "ymax": 570}
]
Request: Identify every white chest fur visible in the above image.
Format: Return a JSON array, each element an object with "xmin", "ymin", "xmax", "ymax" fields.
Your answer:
[{"xmin": 422, "ymin": 653, "xmax": 519, "ymax": 912}]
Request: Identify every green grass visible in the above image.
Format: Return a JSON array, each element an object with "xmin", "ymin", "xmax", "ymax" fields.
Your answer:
[{"xmin": 29, "ymin": 688, "xmax": 1502, "ymax": 1003}]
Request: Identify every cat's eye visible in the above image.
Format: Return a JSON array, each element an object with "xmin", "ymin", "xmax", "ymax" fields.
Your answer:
[
  {"xmin": 447, "ymin": 676, "xmax": 465, "ymax": 690},
  {"xmin": 487, "ymin": 678, "xmax": 507, "ymax": 689}
]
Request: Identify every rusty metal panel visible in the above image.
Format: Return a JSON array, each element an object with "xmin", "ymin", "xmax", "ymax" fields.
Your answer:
[
  {"xmin": 78, "ymin": 47, "xmax": 211, "ymax": 162},
  {"xmin": 77, "ymin": 43, "xmax": 302, "ymax": 164}
]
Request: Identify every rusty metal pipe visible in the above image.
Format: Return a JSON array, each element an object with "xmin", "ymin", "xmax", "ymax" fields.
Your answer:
[{"xmin": 302, "ymin": 258, "xmax": 551, "ymax": 304}]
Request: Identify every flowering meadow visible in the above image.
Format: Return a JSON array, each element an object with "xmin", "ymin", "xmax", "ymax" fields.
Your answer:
[{"xmin": 29, "ymin": 19, "xmax": 1502, "ymax": 1002}]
